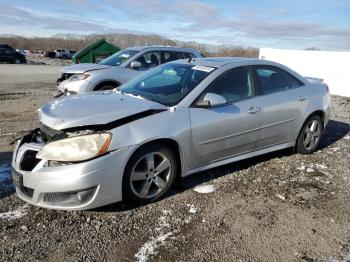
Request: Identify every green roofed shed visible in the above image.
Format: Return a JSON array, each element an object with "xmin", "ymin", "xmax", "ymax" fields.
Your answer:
[{"xmin": 72, "ymin": 39, "xmax": 120, "ymax": 64}]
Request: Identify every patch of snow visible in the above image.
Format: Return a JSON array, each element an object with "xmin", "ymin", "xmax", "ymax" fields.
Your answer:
[
  {"xmin": 315, "ymin": 164, "xmax": 327, "ymax": 169},
  {"xmin": 0, "ymin": 205, "xmax": 29, "ymax": 220},
  {"xmin": 306, "ymin": 167, "xmax": 314, "ymax": 173},
  {"xmin": 161, "ymin": 210, "xmax": 171, "ymax": 215},
  {"xmin": 135, "ymin": 232, "xmax": 173, "ymax": 262},
  {"xmin": 158, "ymin": 216, "xmax": 170, "ymax": 229},
  {"xmin": 344, "ymin": 135, "xmax": 350, "ymax": 140},
  {"xmin": 186, "ymin": 204, "xmax": 198, "ymax": 214},
  {"xmin": 193, "ymin": 184, "xmax": 215, "ymax": 194},
  {"xmin": 297, "ymin": 165, "xmax": 315, "ymax": 172},
  {"xmin": 136, "ymin": 210, "xmax": 174, "ymax": 261},
  {"xmin": 297, "ymin": 166, "xmax": 306, "ymax": 171},
  {"xmin": 276, "ymin": 194, "xmax": 286, "ymax": 201}
]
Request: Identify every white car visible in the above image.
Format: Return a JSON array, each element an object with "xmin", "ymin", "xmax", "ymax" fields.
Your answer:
[{"xmin": 56, "ymin": 46, "xmax": 203, "ymax": 97}]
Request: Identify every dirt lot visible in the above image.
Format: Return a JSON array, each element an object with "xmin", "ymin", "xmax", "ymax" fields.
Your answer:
[{"xmin": 0, "ymin": 64, "xmax": 349, "ymax": 262}]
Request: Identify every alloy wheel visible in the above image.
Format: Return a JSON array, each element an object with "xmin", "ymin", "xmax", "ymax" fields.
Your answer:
[
  {"xmin": 303, "ymin": 119, "xmax": 321, "ymax": 150},
  {"xmin": 130, "ymin": 152, "xmax": 172, "ymax": 199}
]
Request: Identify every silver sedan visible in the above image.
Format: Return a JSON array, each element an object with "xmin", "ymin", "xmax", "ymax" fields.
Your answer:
[{"xmin": 12, "ymin": 58, "xmax": 330, "ymax": 210}]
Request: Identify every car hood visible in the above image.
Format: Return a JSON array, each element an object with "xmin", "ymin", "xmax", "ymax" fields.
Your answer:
[
  {"xmin": 61, "ymin": 63, "xmax": 112, "ymax": 74},
  {"xmin": 38, "ymin": 91, "xmax": 167, "ymax": 130}
]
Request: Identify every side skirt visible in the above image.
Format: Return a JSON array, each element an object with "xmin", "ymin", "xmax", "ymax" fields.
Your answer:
[{"xmin": 184, "ymin": 142, "xmax": 295, "ymax": 177}]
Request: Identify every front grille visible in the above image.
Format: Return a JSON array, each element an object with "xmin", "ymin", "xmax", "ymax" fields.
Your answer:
[{"xmin": 20, "ymin": 150, "xmax": 40, "ymax": 171}]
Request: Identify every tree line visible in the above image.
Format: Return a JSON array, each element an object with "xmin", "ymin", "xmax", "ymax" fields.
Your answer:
[{"xmin": 0, "ymin": 33, "xmax": 259, "ymax": 58}]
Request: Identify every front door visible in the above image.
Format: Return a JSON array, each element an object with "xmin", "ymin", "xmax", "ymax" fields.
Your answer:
[{"xmin": 189, "ymin": 66, "xmax": 263, "ymax": 167}]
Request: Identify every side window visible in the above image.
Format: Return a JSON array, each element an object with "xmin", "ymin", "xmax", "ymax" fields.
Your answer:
[
  {"xmin": 4, "ymin": 49, "xmax": 14, "ymax": 54},
  {"xmin": 255, "ymin": 66, "xmax": 303, "ymax": 95},
  {"xmin": 134, "ymin": 51, "xmax": 161, "ymax": 70},
  {"xmin": 183, "ymin": 52, "xmax": 195, "ymax": 59},
  {"xmin": 162, "ymin": 51, "xmax": 183, "ymax": 64},
  {"xmin": 203, "ymin": 67, "xmax": 255, "ymax": 103}
]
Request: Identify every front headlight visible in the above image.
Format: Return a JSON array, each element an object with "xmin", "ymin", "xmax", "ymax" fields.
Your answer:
[
  {"xmin": 69, "ymin": 73, "xmax": 90, "ymax": 82},
  {"xmin": 37, "ymin": 133, "xmax": 112, "ymax": 162}
]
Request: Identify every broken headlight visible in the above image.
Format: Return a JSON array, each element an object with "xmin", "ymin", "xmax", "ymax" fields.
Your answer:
[
  {"xmin": 69, "ymin": 73, "xmax": 90, "ymax": 82},
  {"xmin": 37, "ymin": 133, "xmax": 112, "ymax": 162}
]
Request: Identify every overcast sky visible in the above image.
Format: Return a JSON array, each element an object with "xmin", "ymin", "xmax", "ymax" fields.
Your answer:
[{"xmin": 1, "ymin": 0, "xmax": 349, "ymax": 50}]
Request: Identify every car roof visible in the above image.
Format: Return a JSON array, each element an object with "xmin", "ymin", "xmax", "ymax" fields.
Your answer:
[
  {"xmin": 172, "ymin": 57, "xmax": 272, "ymax": 68},
  {"xmin": 124, "ymin": 45, "xmax": 199, "ymax": 53}
]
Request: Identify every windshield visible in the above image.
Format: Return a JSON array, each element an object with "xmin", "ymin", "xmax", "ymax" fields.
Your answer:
[
  {"xmin": 120, "ymin": 63, "xmax": 215, "ymax": 106},
  {"xmin": 99, "ymin": 49, "xmax": 139, "ymax": 66}
]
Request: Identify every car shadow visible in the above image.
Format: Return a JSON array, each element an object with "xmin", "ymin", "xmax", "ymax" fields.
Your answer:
[
  {"xmin": 318, "ymin": 119, "xmax": 350, "ymax": 149},
  {"xmin": 98, "ymin": 119, "xmax": 349, "ymax": 212}
]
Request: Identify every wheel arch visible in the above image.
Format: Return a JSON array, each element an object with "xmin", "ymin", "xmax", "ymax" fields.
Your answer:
[
  {"xmin": 294, "ymin": 110, "xmax": 325, "ymax": 150},
  {"xmin": 305, "ymin": 110, "xmax": 325, "ymax": 127},
  {"xmin": 123, "ymin": 138, "xmax": 184, "ymax": 187},
  {"xmin": 94, "ymin": 80, "xmax": 121, "ymax": 91}
]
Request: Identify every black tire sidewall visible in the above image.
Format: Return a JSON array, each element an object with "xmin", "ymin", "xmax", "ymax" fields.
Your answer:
[
  {"xmin": 95, "ymin": 85, "xmax": 116, "ymax": 91},
  {"xmin": 296, "ymin": 115, "xmax": 323, "ymax": 154},
  {"xmin": 122, "ymin": 144, "xmax": 177, "ymax": 205}
]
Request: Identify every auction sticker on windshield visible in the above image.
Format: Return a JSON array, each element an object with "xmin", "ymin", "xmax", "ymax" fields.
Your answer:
[{"xmin": 192, "ymin": 65, "xmax": 215, "ymax": 73}]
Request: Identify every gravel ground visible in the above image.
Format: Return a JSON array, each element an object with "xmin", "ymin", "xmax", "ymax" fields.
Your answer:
[{"xmin": 0, "ymin": 65, "xmax": 349, "ymax": 262}]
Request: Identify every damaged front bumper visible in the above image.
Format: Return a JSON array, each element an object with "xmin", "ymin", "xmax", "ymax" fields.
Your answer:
[
  {"xmin": 56, "ymin": 78, "xmax": 90, "ymax": 97},
  {"xmin": 11, "ymin": 129, "xmax": 136, "ymax": 210}
]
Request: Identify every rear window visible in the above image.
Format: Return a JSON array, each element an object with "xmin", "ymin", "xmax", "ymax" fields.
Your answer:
[
  {"xmin": 162, "ymin": 51, "xmax": 184, "ymax": 63},
  {"xmin": 255, "ymin": 66, "xmax": 304, "ymax": 95}
]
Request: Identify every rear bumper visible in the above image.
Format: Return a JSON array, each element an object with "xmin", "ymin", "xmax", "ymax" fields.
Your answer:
[{"xmin": 12, "ymin": 140, "xmax": 137, "ymax": 210}]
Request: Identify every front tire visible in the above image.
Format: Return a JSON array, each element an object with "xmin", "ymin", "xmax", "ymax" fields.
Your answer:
[
  {"xmin": 123, "ymin": 144, "xmax": 177, "ymax": 205},
  {"xmin": 94, "ymin": 84, "xmax": 117, "ymax": 91},
  {"xmin": 296, "ymin": 115, "xmax": 323, "ymax": 154}
]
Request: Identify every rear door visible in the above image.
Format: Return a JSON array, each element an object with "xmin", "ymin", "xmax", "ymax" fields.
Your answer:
[
  {"xmin": 254, "ymin": 65, "xmax": 308, "ymax": 148},
  {"xmin": 189, "ymin": 66, "xmax": 263, "ymax": 167}
]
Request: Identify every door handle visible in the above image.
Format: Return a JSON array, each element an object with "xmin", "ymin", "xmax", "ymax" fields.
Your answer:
[
  {"xmin": 297, "ymin": 95, "xmax": 308, "ymax": 102},
  {"xmin": 248, "ymin": 106, "xmax": 261, "ymax": 114}
]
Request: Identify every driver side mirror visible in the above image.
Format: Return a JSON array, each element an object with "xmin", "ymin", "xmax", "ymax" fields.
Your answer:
[
  {"xmin": 196, "ymin": 93, "xmax": 227, "ymax": 108},
  {"xmin": 130, "ymin": 61, "xmax": 142, "ymax": 69}
]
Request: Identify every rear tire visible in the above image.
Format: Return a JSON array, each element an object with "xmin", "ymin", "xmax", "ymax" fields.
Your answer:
[
  {"xmin": 123, "ymin": 144, "xmax": 177, "ymax": 205},
  {"xmin": 296, "ymin": 115, "xmax": 323, "ymax": 154}
]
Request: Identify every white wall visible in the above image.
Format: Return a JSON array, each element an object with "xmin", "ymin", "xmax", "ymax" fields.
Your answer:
[{"xmin": 259, "ymin": 48, "xmax": 350, "ymax": 97}]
